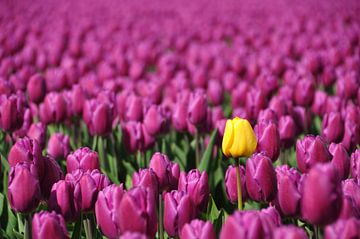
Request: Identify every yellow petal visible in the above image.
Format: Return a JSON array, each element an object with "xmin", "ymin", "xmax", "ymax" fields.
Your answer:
[
  {"xmin": 229, "ymin": 118, "xmax": 247, "ymax": 158},
  {"xmin": 222, "ymin": 119, "xmax": 234, "ymax": 157},
  {"xmin": 242, "ymin": 119, "xmax": 257, "ymax": 157}
]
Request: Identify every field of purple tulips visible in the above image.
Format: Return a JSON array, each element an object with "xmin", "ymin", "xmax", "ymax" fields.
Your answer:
[{"xmin": 0, "ymin": 0, "xmax": 360, "ymax": 238}]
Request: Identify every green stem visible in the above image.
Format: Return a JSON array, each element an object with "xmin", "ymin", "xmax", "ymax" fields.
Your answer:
[
  {"xmin": 159, "ymin": 194, "xmax": 164, "ymax": 239},
  {"xmin": 195, "ymin": 130, "xmax": 200, "ymax": 168},
  {"xmin": 83, "ymin": 214, "xmax": 94, "ymax": 239},
  {"xmin": 24, "ymin": 214, "xmax": 31, "ymax": 239},
  {"xmin": 315, "ymin": 226, "xmax": 320, "ymax": 239},
  {"xmin": 235, "ymin": 158, "xmax": 243, "ymax": 211}
]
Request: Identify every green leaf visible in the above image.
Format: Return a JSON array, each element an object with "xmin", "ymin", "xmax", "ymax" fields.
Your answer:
[
  {"xmin": 198, "ymin": 130, "xmax": 218, "ymax": 172},
  {"xmin": 12, "ymin": 229, "xmax": 23, "ymax": 239},
  {"xmin": 171, "ymin": 144, "xmax": 187, "ymax": 168},
  {"xmin": 0, "ymin": 193, "xmax": 4, "ymax": 216},
  {"xmin": 6, "ymin": 206, "xmax": 17, "ymax": 236},
  {"xmin": 71, "ymin": 214, "xmax": 83, "ymax": 239},
  {"xmin": 207, "ymin": 195, "xmax": 220, "ymax": 222},
  {"xmin": 125, "ymin": 174, "xmax": 133, "ymax": 190}
]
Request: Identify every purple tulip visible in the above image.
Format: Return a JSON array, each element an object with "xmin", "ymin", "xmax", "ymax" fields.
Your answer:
[
  {"xmin": 246, "ymin": 88, "xmax": 267, "ymax": 120},
  {"xmin": 8, "ymin": 137, "xmax": 44, "ymax": 179},
  {"xmin": 336, "ymin": 71, "xmax": 359, "ymax": 100},
  {"xmin": 350, "ymin": 149, "xmax": 360, "ymax": 180},
  {"xmin": 273, "ymin": 165, "xmax": 302, "ymax": 216},
  {"xmin": 125, "ymin": 95, "xmax": 143, "ymax": 122},
  {"xmin": 172, "ymin": 98, "xmax": 189, "ymax": 131},
  {"xmin": 207, "ymin": 80, "xmax": 224, "ymax": 106},
  {"xmin": 220, "ymin": 207, "xmax": 280, "ymax": 239},
  {"xmin": 95, "ymin": 184, "xmax": 125, "ymax": 239},
  {"xmin": 301, "ymin": 163, "xmax": 342, "ymax": 226},
  {"xmin": 329, "ymin": 143, "xmax": 350, "ymax": 180},
  {"xmin": 8, "ymin": 162, "xmax": 41, "ymax": 213},
  {"xmin": 257, "ymin": 109, "xmax": 278, "ymax": 125},
  {"xmin": 164, "ymin": 190, "xmax": 196, "ymax": 237},
  {"xmin": 324, "ymin": 218, "xmax": 360, "ymax": 239},
  {"xmin": 47, "ymin": 133, "xmax": 71, "ymax": 160},
  {"xmin": 311, "ymin": 91, "xmax": 328, "ymax": 117},
  {"xmin": 269, "ymin": 96, "xmax": 294, "ymax": 118},
  {"xmin": 32, "ymin": 211, "xmax": 69, "ymax": 239},
  {"xmin": 116, "ymin": 186, "xmax": 157, "ymax": 238},
  {"xmin": 180, "ymin": 219, "xmax": 216, "ymax": 239},
  {"xmin": 27, "ymin": 74, "xmax": 46, "ymax": 104},
  {"xmin": 66, "ymin": 147, "xmax": 99, "ymax": 174},
  {"xmin": 339, "ymin": 179, "xmax": 360, "ymax": 219},
  {"xmin": 0, "ymin": 94, "xmax": 24, "ymax": 132},
  {"xmin": 293, "ymin": 106, "xmax": 312, "ymax": 133},
  {"xmin": 246, "ymin": 153, "xmax": 277, "ymax": 202},
  {"xmin": 122, "ymin": 121, "xmax": 143, "ymax": 153},
  {"xmin": 341, "ymin": 118, "xmax": 360, "ymax": 151},
  {"xmin": 83, "ymin": 99, "xmax": 113, "ymax": 136},
  {"xmin": 69, "ymin": 85, "xmax": 86, "ymax": 115},
  {"xmin": 294, "ymin": 78, "xmax": 315, "ymax": 106},
  {"xmin": 121, "ymin": 232, "xmax": 147, "ymax": 239},
  {"xmin": 322, "ymin": 112, "xmax": 344, "ymax": 143},
  {"xmin": 178, "ymin": 169, "xmax": 209, "ymax": 211},
  {"xmin": 143, "ymin": 105, "xmax": 166, "ymax": 136},
  {"xmin": 49, "ymin": 179, "xmax": 80, "ymax": 222},
  {"xmin": 149, "ymin": 152, "xmax": 180, "ymax": 191},
  {"xmin": 188, "ymin": 90, "xmax": 208, "ymax": 126},
  {"xmin": 231, "ymin": 82, "xmax": 249, "ymax": 108},
  {"xmin": 132, "ymin": 168, "xmax": 159, "ymax": 200},
  {"xmin": 41, "ymin": 156, "xmax": 64, "ymax": 199},
  {"xmin": 27, "ymin": 122, "xmax": 47, "ymax": 149},
  {"xmin": 39, "ymin": 92, "xmax": 67, "ymax": 124},
  {"xmin": 273, "ymin": 225, "xmax": 308, "ymax": 239},
  {"xmin": 255, "ymin": 121, "xmax": 280, "ymax": 162},
  {"xmin": 225, "ymin": 165, "xmax": 247, "ymax": 203},
  {"xmin": 278, "ymin": 115, "xmax": 297, "ymax": 148},
  {"xmin": 296, "ymin": 135, "xmax": 332, "ymax": 173}
]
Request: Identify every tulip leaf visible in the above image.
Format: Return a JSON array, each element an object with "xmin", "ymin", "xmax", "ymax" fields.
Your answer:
[
  {"xmin": 207, "ymin": 195, "xmax": 220, "ymax": 222},
  {"xmin": 198, "ymin": 129, "xmax": 218, "ymax": 173},
  {"xmin": 6, "ymin": 205, "xmax": 17, "ymax": 236},
  {"xmin": 213, "ymin": 209, "xmax": 224, "ymax": 234},
  {"xmin": 171, "ymin": 143, "xmax": 186, "ymax": 170},
  {"xmin": 125, "ymin": 174, "xmax": 133, "ymax": 190},
  {"xmin": 12, "ymin": 229, "xmax": 23, "ymax": 239},
  {"xmin": 0, "ymin": 193, "xmax": 4, "ymax": 216},
  {"xmin": 71, "ymin": 213, "xmax": 83, "ymax": 239}
]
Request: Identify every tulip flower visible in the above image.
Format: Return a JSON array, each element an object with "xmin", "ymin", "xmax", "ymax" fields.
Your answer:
[
  {"xmin": 172, "ymin": 98, "xmax": 189, "ymax": 132},
  {"xmin": 273, "ymin": 225, "xmax": 308, "ymax": 239},
  {"xmin": 8, "ymin": 137, "xmax": 44, "ymax": 179},
  {"xmin": 329, "ymin": 143, "xmax": 350, "ymax": 180},
  {"xmin": 121, "ymin": 232, "xmax": 147, "ymax": 239},
  {"xmin": 83, "ymin": 99, "xmax": 113, "ymax": 136},
  {"xmin": 95, "ymin": 184, "xmax": 125, "ymax": 239},
  {"xmin": 322, "ymin": 112, "xmax": 344, "ymax": 143},
  {"xmin": 39, "ymin": 92, "xmax": 67, "ymax": 124},
  {"xmin": 32, "ymin": 211, "xmax": 69, "ymax": 239},
  {"xmin": 0, "ymin": 94, "xmax": 24, "ymax": 132},
  {"xmin": 125, "ymin": 95, "xmax": 143, "ymax": 122},
  {"xmin": 143, "ymin": 105, "xmax": 166, "ymax": 136},
  {"xmin": 66, "ymin": 147, "xmax": 100, "ymax": 173},
  {"xmin": 350, "ymin": 149, "xmax": 360, "ymax": 180},
  {"xmin": 294, "ymin": 78, "xmax": 315, "ymax": 106},
  {"xmin": 225, "ymin": 165, "xmax": 247, "ymax": 203},
  {"xmin": 311, "ymin": 91, "xmax": 328, "ymax": 117},
  {"xmin": 41, "ymin": 156, "xmax": 64, "ymax": 199},
  {"xmin": 149, "ymin": 152, "xmax": 180, "ymax": 191},
  {"xmin": 257, "ymin": 109, "xmax": 278, "ymax": 124},
  {"xmin": 116, "ymin": 186, "xmax": 157, "ymax": 238},
  {"xmin": 301, "ymin": 163, "xmax": 342, "ymax": 226},
  {"xmin": 164, "ymin": 190, "xmax": 196, "ymax": 237},
  {"xmin": 296, "ymin": 135, "xmax": 332, "ymax": 173},
  {"xmin": 246, "ymin": 153, "xmax": 277, "ymax": 202},
  {"xmin": 49, "ymin": 180, "xmax": 80, "ymax": 222},
  {"xmin": 122, "ymin": 121, "xmax": 143, "ymax": 153},
  {"xmin": 132, "ymin": 168, "xmax": 159, "ymax": 201},
  {"xmin": 188, "ymin": 90, "xmax": 207, "ymax": 126},
  {"xmin": 324, "ymin": 218, "xmax": 360, "ymax": 239},
  {"xmin": 8, "ymin": 162, "xmax": 41, "ymax": 213},
  {"xmin": 278, "ymin": 115, "xmax": 297, "ymax": 148},
  {"xmin": 27, "ymin": 122, "xmax": 47, "ymax": 149},
  {"xmin": 245, "ymin": 88, "xmax": 267, "ymax": 120},
  {"xmin": 341, "ymin": 118, "xmax": 360, "ymax": 151},
  {"xmin": 180, "ymin": 219, "xmax": 216, "ymax": 239},
  {"xmin": 255, "ymin": 120, "xmax": 280, "ymax": 162},
  {"xmin": 178, "ymin": 169, "xmax": 209, "ymax": 212},
  {"xmin": 207, "ymin": 80, "xmax": 224, "ymax": 106},
  {"xmin": 273, "ymin": 165, "xmax": 302, "ymax": 216},
  {"xmin": 47, "ymin": 133, "xmax": 71, "ymax": 160},
  {"xmin": 27, "ymin": 74, "xmax": 46, "ymax": 104},
  {"xmin": 339, "ymin": 179, "xmax": 360, "ymax": 219}
]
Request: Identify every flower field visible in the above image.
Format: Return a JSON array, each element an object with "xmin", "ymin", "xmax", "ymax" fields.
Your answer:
[{"xmin": 0, "ymin": 0, "xmax": 360, "ymax": 238}]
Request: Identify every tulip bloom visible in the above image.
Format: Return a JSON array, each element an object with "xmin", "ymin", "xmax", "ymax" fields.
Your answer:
[
  {"xmin": 180, "ymin": 219, "xmax": 216, "ymax": 239},
  {"xmin": 222, "ymin": 117, "xmax": 257, "ymax": 158},
  {"xmin": 350, "ymin": 149, "xmax": 360, "ymax": 180},
  {"xmin": 164, "ymin": 190, "xmax": 196, "ymax": 237},
  {"xmin": 0, "ymin": 94, "xmax": 24, "ymax": 132},
  {"xmin": 132, "ymin": 168, "xmax": 159, "ymax": 201},
  {"xmin": 66, "ymin": 147, "xmax": 100, "ymax": 173},
  {"xmin": 329, "ymin": 143, "xmax": 350, "ymax": 180},
  {"xmin": 83, "ymin": 99, "xmax": 113, "ymax": 136},
  {"xmin": 255, "ymin": 121, "xmax": 280, "ymax": 162},
  {"xmin": 27, "ymin": 74, "xmax": 46, "ymax": 104},
  {"xmin": 273, "ymin": 225, "xmax": 308, "ymax": 239},
  {"xmin": 322, "ymin": 112, "xmax": 344, "ymax": 143},
  {"xmin": 324, "ymin": 218, "xmax": 360, "ymax": 239},
  {"xmin": 47, "ymin": 133, "xmax": 71, "ymax": 160},
  {"xmin": 41, "ymin": 156, "xmax": 64, "ymax": 199},
  {"xmin": 225, "ymin": 165, "xmax": 247, "ymax": 203},
  {"xmin": 27, "ymin": 122, "xmax": 47, "ymax": 149},
  {"xmin": 32, "ymin": 211, "xmax": 69, "ymax": 239}
]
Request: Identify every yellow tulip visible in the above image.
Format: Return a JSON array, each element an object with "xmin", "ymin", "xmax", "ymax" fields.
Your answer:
[{"xmin": 222, "ymin": 117, "xmax": 257, "ymax": 158}]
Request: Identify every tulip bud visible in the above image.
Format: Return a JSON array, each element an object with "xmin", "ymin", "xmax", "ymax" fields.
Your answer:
[
  {"xmin": 255, "ymin": 121, "xmax": 280, "ymax": 162},
  {"xmin": 231, "ymin": 82, "xmax": 249, "ymax": 108},
  {"xmin": 95, "ymin": 184, "xmax": 125, "ymax": 239},
  {"xmin": 225, "ymin": 165, "xmax": 247, "ymax": 203},
  {"xmin": 121, "ymin": 232, "xmax": 147, "ymax": 239},
  {"xmin": 116, "ymin": 187, "xmax": 157, "ymax": 238},
  {"xmin": 257, "ymin": 109, "xmax": 278, "ymax": 125},
  {"xmin": 164, "ymin": 190, "xmax": 196, "ymax": 237},
  {"xmin": 70, "ymin": 85, "xmax": 86, "ymax": 115},
  {"xmin": 296, "ymin": 135, "xmax": 332, "ymax": 173},
  {"xmin": 32, "ymin": 211, "xmax": 69, "ymax": 239},
  {"xmin": 350, "ymin": 149, "xmax": 360, "ymax": 180},
  {"xmin": 41, "ymin": 156, "xmax": 64, "ymax": 199},
  {"xmin": 149, "ymin": 152, "xmax": 180, "ymax": 191},
  {"xmin": 294, "ymin": 78, "xmax": 315, "ymax": 106},
  {"xmin": 341, "ymin": 118, "xmax": 360, "ymax": 151},
  {"xmin": 178, "ymin": 169, "xmax": 209, "ymax": 211},
  {"xmin": 0, "ymin": 94, "xmax": 24, "ymax": 132},
  {"xmin": 311, "ymin": 91, "xmax": 328, "ymax": 117},
  {"xmin": 133, "ymin": 168, "xmax": 159, "ymax": 201},
  {"xmin": 8, "ymin": 162, "xmax": 41, "ymax": 213},
  {"xmin": 245, "ymin": 88, "xmax": 267, "ymax": 120},
  {"xmin": 188, "ymin": 90, "xmax": 207, "ymax": 126},
  {"xmin": 324, "ymin": 218, "xmax": 360, "ymax": 239},
  {"xmin": 122, "ymin": 121, "xmax": 143, "ymax": 153},
  {"xmin": 278, "ymin": 115, "xmax": 297, "ymax": 148},
  {"xmin": 322, "ymin": 112, "xmax": 344, "ymax": 143},
  {"xmin": 66, "ymin": 147, "xmax": 99, "ymax": 174},
  {"xmin": 180, "ymin": 219, "xmax": 216, "ymax": 239},
  {"xmin": 47, "ymin": 133, "xmax": 71, "ymax": 160},
  {"xmin": 339, "ymin": 179, "xmax": 360, "ymax": 219},
  {"xmin": 246, "ymin": 153, "xmax": 277, "ymax": 202},
  {"xmin": 329, "ymin": 143, "xmax": 350, "ymax": 180},
  {"xmin": 172, "ymin": 99, "xmax": 189, "ymax": 132},
  {"xmin": 125, "ymin": 95, "xmax": 143, "ymax": 122},
  {"xmin": 273, "ymin": 225, "xmax": 308, "ymax": 239},
  {"xmin": 39, "ymin": 92, "xmax": 67, "ymax": 124},
  {"xmin": 27, "ymin": 122, "xmax": 47, "ymax": 149},
  {"xmin": 222, "ymin": 117, "xmax": 257, "ymax": 158},
  {"xmin": 143, "ymin": 105, "xmax": 166, "ymax": 136},
  {"xmin": 49, "ymin": 180, "xmax": 80, "ymax": 222},
  {"xmin": 83, "ymin": 100, "xmax": 113, "ymax": 136},
  {"xmin": 293, "ymin": 106, "xmax": 312, "ymax": 133},
  {"xmin": 301, "ymin": 164, "xmax": 342, "ymax": 226},
  {"xmin": 8, "ymin": 137, "xmax": 44, "ymax": 179},
  {"xmin": 207, "ymin": 80, "xmax": 224, "ymax": 106},
  {"xmin": 269, "ymin": 96, "xmax": 294, "ymax": 118},
  {"xmin": 273, "ymin": 165, "xmax": 302, "ymax": 216},
  {"xmin": 27, "ymin": 74, "xmax": 46, "ymax": 104}
]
